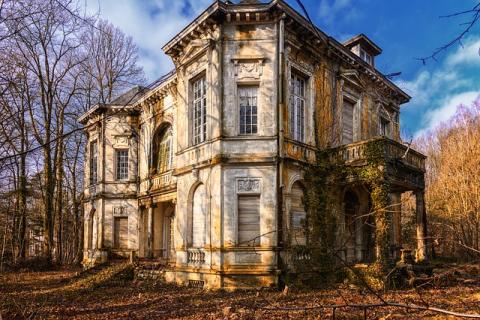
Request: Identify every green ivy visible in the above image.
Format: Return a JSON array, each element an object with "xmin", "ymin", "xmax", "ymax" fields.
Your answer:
[{"xmin": 292, "ymin": 139, "xmax": 393, "ymax": 286}]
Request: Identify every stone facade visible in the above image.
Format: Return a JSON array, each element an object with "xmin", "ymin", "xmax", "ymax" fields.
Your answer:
[{"xmin": 79, "ymin": 0, "xmax": 427, "ymax": 289}]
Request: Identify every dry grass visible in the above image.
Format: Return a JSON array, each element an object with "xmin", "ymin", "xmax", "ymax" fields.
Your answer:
[{"xmin": 0, "ymin": 263, "xmax": 479, "ymax": 319}]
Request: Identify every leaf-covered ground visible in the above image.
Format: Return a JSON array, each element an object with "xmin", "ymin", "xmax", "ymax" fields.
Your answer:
[{"xmin": 1, "ymin": 263, "xmax": 479, "ymax": 319}]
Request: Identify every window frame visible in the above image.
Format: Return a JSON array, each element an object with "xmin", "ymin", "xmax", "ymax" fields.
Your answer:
[
  {"xmin": 115, "ymin": 149, "xmax": 129, "ymax": 181},
  {"xmin": 237, "ymin": 194, "xmax": 261, "ymax": 246},
  {"xmin": 156, "ymin": 127, "xmax": 173, "ymax": 174},
  {"xmin": 238, "ymin": 85, "xmax": 259, "ymax": 135},
  {"xmin": 380, "ymin": 116, "xmax": 391, "ymax": 138},
  {"xmin": 191, "ymin": 74, "xmax": 207, "ymax": 145},
  {"xmin": 289, "ymin": 71, "xmax": 307, "ymax": 143},
  {"xmin": 89, "ymin": 140, "xmax": 98, "ymax": 185},
  {"xmin": 360, "ymin": 48, "xmax": 373, "ymax": 65}
]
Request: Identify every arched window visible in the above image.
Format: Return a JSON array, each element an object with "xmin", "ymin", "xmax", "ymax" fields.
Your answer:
[
  {"xmin": 291, "ymin": 182, "xmax": 306, "ymax": 245},
  {"xmin": 191, "ymin": 184, "xmax": 206, "ymax": 247},
  {"xmin": 153, "ymin": 125, "xmax": 173, "ymax": 174}
]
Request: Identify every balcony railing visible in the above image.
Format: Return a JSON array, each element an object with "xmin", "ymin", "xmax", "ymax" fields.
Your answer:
[
  {"xmin": 187, "ymin": 249, "xmax": 205, "ymax": 264},
  {"xmin": 151, "ymin": 171, "xmax": 175, "ymax": 191},
  {"xmin": 331, "ymin": 137, "xmax": 426, "ymax": 172}
]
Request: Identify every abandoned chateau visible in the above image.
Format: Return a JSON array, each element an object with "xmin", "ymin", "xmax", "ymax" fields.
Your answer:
[{"xmin": 79, "ymin": 0, "xmax": 428, "ymax": 289}]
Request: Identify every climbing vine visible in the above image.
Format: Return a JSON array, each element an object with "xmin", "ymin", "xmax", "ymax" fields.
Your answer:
[{"xmin": 289, "ymin": 139, "xmax": 394, "ymax": 286}]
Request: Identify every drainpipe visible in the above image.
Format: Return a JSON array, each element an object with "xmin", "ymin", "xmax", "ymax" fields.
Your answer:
[{"xmin": 277, "ymin": 14, "xmax": 286, "ymax": 282}]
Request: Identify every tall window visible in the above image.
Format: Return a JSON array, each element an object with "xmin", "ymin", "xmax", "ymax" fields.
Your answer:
[
  {"xmin": 157, "ymin": 127, "xmax": 173, "ymax": 173},
  {"xmin": 89, "ymin": 141, "xmax": 97, "ymax": 185},
  {"xmin": 290, "ymin": 73, "xmax": 306, "ymax": 142},
  {"xmin": 238, "ymin": 195, "xmax": 260, "ymax": 246},
  {"xmin": 380, "ymin": 117, "xmax": 391, "ymax": 138},
  {"xmin": 342, "ymin": 99, "xmax": 355, "ymax": 144},
  {"xmin": 239, "ymin": 86, "xmax": 258, "ymax": 135},
  {"xmin": 116, "ymin": 149, "xmax": 129, "ymax": 180},
  {"xmin": 192, "ymin": 76, "xmax": 207, "ymax": 145}
]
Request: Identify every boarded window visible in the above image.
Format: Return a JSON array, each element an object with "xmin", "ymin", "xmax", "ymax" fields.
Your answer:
[
  {"xmin": 238, "ymin": 195, "xmax": 260, "ymax": 246},
  {"xmin": 192, "ymin": 184, "xmax": 206, "ymax": 247},
  {"xmin": 291, "ymin": 182, "xmax": 307, "ymax": 245},
  {"xmin": 114, "ymin": 217, "xmax": 128, "ymax": 249},
  {"xmin": 342, "ymin": 99, "xmax": 354, "ymax": 144}
]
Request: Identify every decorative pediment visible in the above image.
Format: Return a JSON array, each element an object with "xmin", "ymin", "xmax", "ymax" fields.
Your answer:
[
  {"xmin": 340, "ymin": 69, "xmax": 365, "ymax": 89},
  {"xmin": 232, "ymin": 57, "xmax": 265, "ymax": 81},
  {"xmin": 113, "ymin": 206, "xmax": 128, "ymax": 216}
]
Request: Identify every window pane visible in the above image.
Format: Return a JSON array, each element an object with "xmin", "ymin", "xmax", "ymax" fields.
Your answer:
[
  {"xmin": 238, "ymin": 86, "xmax": 258, "ymax": 135},
  {"xmin": 90, "ymin": 141, "xmax": 97, "ymax": 185},
  {"xmin": 116, "ymin": 150, "xmax": 129, "ymax": 180},
  {"xmin": 192, "ymin": 76, "xmax": 207, "ymax": 145},
  {"xmin": 290, "ymin": 73, "xmax": 306, "ymax": 142}
]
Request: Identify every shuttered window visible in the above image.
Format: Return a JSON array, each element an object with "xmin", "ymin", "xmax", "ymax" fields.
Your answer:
[
  {"xmin": 114, "ymin": 217, "xmax": 128, "ymax": 249},
  {"xmin": 342, "ymin": 99, "xmax": 354, "ymax": 144},
  {"xmin": 291, "ymin": 183, "xmax": 306, "ymax": 245},
  {"xmin": 157, "ymin": 127, "xmax": 173, "ymax": 173},
  {"xmin": 192, "ymin": 184, "xmax": 206, "ymax": 247},
  {"xmin": 238, "ymin": 195, "xmax": 260, "ymax": 246}
]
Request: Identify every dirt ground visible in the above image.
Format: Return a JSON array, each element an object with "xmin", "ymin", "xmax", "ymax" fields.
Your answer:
[{"xmin": 1, "ymin": 263, "xmax": 479, "ymax": 319}]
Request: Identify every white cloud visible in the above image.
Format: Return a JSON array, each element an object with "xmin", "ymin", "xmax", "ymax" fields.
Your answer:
[
  {"xmin": 415, "ymin": 91, "xmax": 480, "ymax": 137},
  {"xmin": 446, "ymin": 37, "xmax": 480, "ymax": 67},
  {"xmin": 317, "ymin": 0, "xmax": 357, "ymax": 25},
  {"xmin": 396, "ymin": 36, "xmax": 480, "ymax": 136},
  {"xmin": 85, "ymin": 0, "xmax": 213, "ymax": 81}
]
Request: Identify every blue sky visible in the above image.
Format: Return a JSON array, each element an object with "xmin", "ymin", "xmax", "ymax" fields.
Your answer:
[{"xmin": 86, "ymin": 0, "xmax": 480, "ymax": 137}]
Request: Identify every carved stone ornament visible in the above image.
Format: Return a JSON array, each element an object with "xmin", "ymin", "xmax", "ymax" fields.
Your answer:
[
  {"xmin": 237, "ymin": 178, "xmax": 261, "ymax": 194},
  {"xmin": 232, "ymin": 57, "xmax": 265, "ymax": 80},
  {"xmin": 113, "ymin": 135, "xmax": 129, "ymax": 148},
  {"xmin": 113, "ymin": 206, "xmax": 128, "ymax": 216}
]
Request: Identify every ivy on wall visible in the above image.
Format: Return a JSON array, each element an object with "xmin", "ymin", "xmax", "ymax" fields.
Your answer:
[{"xmin": 287, "ymin": 140, "xmax": 394, "ymax": 286}]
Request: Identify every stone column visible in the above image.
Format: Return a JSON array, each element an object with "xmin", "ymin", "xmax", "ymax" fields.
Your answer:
[
  {"xmin": 415, "ymin": 190, "xmax": 428, "ymax": 262},
  {"xmin": 147, "ymin": 205, "xmax": 154, "ymax": 258},
  {"xmin": 390, "ymin": 192, "xmax": 402, "ymax": 260}
]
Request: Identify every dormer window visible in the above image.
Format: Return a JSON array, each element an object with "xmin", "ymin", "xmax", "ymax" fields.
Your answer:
[
  {"xmin": 343, "ymin": 34, "xmax": 382, "ymax": 68},
  {"xmin": 360, "ymin": 48, "xmax": 372, "ymax": 65}
]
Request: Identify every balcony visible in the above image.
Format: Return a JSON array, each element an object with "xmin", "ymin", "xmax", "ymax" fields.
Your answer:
[
  {"xmin": 151, "ymin": 170, "xmax": 176, "ymax": 191},
  {"xmin": 330, "ymin": 137, "xmax": 426, "ymax": 172}
]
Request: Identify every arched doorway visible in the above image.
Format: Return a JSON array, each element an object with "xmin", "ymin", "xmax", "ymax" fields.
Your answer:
[{"xmin": 343, "ymin": 188, "xmax": 374, "ymax": 264}]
